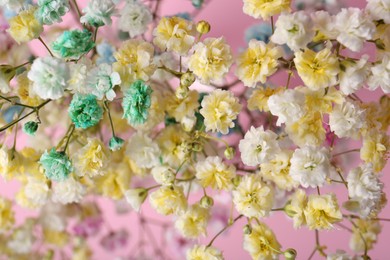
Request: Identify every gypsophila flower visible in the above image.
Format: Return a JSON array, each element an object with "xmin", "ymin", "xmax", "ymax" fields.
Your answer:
[
  {"xmin": 367, "ymin": 0, "xmax": 390, "ymax": 24},
  {"xmin": 239, "ymin": 126, "xmax": 280, "ymax": 167},
  {"xmin": 271, "ymin": 11, "xmax": 315, "ymax": 52},
  {"xmin": 86, "ymin": 63, "xmax": 121, "ymax": 101},
  {"xmin": 118, "ymin": 0, "xmax": 152, "ymax": 38},
  {"xmin": 80, "ymin": 0, "xmax": 116, "ymax": 27},
  {"xmin": 334, "ymin": 8, "xmax": 376, "ymax": 52},
  {"xmin": 39, "ymin": 148, "xmax": 73, "ymax": 182},
  {"xmin": 186, "ymin": 245, "xmax": 224, "ymax": 260},
  {"xmin": 289, "ymin": 146, "xmax": 331, "ymax": 188},
  {"xmin": 124, "ymin": 188, "xmax": 148, "ymax": 212},
  {"xmin": 122, "ymin": 80, "xmax": 153, "ymax": 125},
  {"xmin": 108, "ymin": 136, "xmax": 124, "ymax": 151},
  {"xmin": 188, "ymin": 37, "xmax": 233, "ymax": 84},
  {"xmin": 51, "ymin": 176, "xmax": 86, "ymax": 204},
  {"xmin": 339, "ymin": 55, "xmax": 370, "ymax": 95},
  {"xmin": 175, "ymin": 204, "xmax": 210, "ymax": 239},
  {"xmin": 35, "ymin": 0, "xmax": 69, "ymax": 25},
  {"xmin": 350, "ymin": 219, "xmax": 381, "ymax": 252},
  {"xmin": 149, "ymin": 185, "xmax": 187, "ymax": 215},
  {"xmin": 0, "ymin": 0, "xmax": 25, "ymax": 11},
  {"xmin": 23, "ymin": 121, "xmax": 38, "ymax": 136},
  {"xmin": 27, "ymin": 56, "xmax": 70, "ymax": 100},
  {"xmin": 7, "ymin": 6, "xmax": 43, "ymax": 44},
  {"xmin": 68, "ymin": 94, "xmax": 103, "ymax": 129},
  {"xmin": 126, "ymin": 132, "xmax": 160, "ymax": 169},
  {"xmin": 73, "ymin": 138, "xmax": 108, "ymax": 178},
  {"xmin": 153, "ymin": 16, "xmax": 197, "ymax": 55},
  {"xmin": 195, "ymin": 156, "xmax": 236, "ymax": 190},
  {"xmin": 367, "ymin": 55, "xmax": 390, "ymax": 93},
  {"xmin": 200, "ymin": 89, "xmax": 241, "ymax": 134},
  {"xmin": 233, "ymin": 174, "xmax": 274, "ymax": 218},
  {"xmin": 242, "ymin": 0, "xmax": 291, "ymax": 20},
  {"xmin": 96, "ymin": 41, "xmax": 116, "ymax": 65},
  {"xmin": 52, "ymin": 30, "xmax": 95, "ymax": 60},
  {"xmin": 0, "ymin": 197, "xmax": 15, "ymax": 230}
]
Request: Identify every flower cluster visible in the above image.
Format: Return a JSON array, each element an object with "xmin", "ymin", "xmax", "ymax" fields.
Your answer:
[{"xmin": 0, "ymin": 0, "xmax": 389, "ymax": 259}]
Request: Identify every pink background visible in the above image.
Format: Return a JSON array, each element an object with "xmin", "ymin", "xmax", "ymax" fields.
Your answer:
[{"xmin": 1, "ymin": 0, "xmax": 389, "ymax": 259}]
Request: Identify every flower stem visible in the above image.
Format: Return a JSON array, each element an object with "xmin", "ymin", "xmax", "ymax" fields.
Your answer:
[
  {"xmin": 38, "ymin": 37, "xmax": 54, "ymax": 57},
  {"xmin": 62, "ymin": 124, "xmax": 75, "ymax": 152},
  {"xmin": 207, "ymin": 214, "xmax": 243, "ymax": 247},
  {"xmin": 0, "ymin": 95, "xmax": 35, "ymax": 109},
  {"xmin": 104, "ymin": 100, "xmax": 116, "ymax": 137}
]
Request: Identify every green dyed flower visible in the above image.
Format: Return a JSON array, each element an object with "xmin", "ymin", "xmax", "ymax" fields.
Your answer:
[
  {"xmin": 23, "ymin": 121, "xmax": 39, "ymax": 136},
  {"xmin": 69, "ymin": 94, "xmax": 103, "ymax": 129},
  {"xmin": 122, "ymin": 80, "xmax": 153, "ymax": 125},
  {"xmin": 39, "ymin": 148, "xmax": 73, "ymax": 181},
  {"xmin": 52, "ymin": 30, "xmax": 95, "ymax": 59},
  {"xmin": 109, "ymin": 136, "xmax": 125, "ymax": 151},
  {"xmin": 35, "ymin": 0, "xmax": 70, "ymax": 25}
]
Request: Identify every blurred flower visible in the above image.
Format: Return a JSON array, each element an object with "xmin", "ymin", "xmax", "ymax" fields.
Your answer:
[
  {"xmin": 73, "ymin": 216, "xmax": 104, "ymax": 237},
  {"xmin": 39, "ymin": 148, "xmax": 73, "ymax": 182},
  {"xmin": 243, "ymin": 0, "xmax": 291, "ymax": 20},
  {"xmin": 52, "ymin": 30, "xmax": 95, "ymax": 60},
  {"xmin": 35, "ymin": 0, "xmax": 70, "ymax": 25},
  {"xmin": 118, "ymin": 0, "xmax": 152, "ymax": 38},
  {"xmin": 96, "ymin": 41, "xmax": 116, "ymax": 65},
  {"xmin": 101, "ymin": 229, "xmax": 129, "ymax": 251},
  {"xmin": 7, "ymin": 6, "xmax": 43, "ymax": 43},
  {"xmin": 186, "ymin": 245, "xmax": 224, "ymax": 259},
  {"xmin": 80, "ymin": 0, "xmax": 116, "ymax": 27}
]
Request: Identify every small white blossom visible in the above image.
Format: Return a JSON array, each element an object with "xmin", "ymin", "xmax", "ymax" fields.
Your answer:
[
  {"xmin": 366, "ymin": 0, "xmax": 390, "ymax": 24},
  {"xmin": 239, "ymin": 126, "xmax": 280, "ymax": 167},
  {"xmin": 126, "ymin": 132, "xmax": 160, "ymax": 169},
  {"xmin": 124, "ymin": 188, "xmax": 148, "ymax": 212},
  {"xmin": 289, "ymin": 146, "xmax": 331, "ymax": 188},
  {"xmin": 334, "ymin": 8, "xmax": 376, "ymax": 52},
  {"xmin": 367, "ymin": 55, "xmax": 390, "ymax": 93},
  {"xmin": 86, "ymin": 63, "xmax": 121, "ymax": 100},
  {"xmin": 329, "ymin": 101, "xmax": 366, "ymax": 139},
  {"xmin": 267, "ymin": 89, "xmax": 306, "ymax": 126},
  {"xmin": 151, "ymin": 165, "xmax": 175, "ymax": 186},
  {"xmin": 51, "ymin": 176, "xmax": 86, "ymax": 204},
  {"xmin": 118, "ymin": 1, "xmax": 152, "ymax": 38},
  {"xmin": 80, "ymin": 0, "xmax": 117, "ymax": 27},
  {"xmin": 271, "ymin": 11, "xmax": 315, "ymax": 52},
  {"xmin": 23, "ymin": 177, "xmax": 50, "ymax": 207},
  {"xmin": 339, "ymin": 55, "xmax": 370, "ymax": 95},
  {"xmin": 28, "ymin": 57, "xmax": 70, "ymax": 100}
]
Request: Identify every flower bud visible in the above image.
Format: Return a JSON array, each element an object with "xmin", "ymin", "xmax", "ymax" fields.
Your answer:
[
  {"xmin": 231, "ymin": 175, "xmax": 242, "ymax": 187},
  {"xmin": 200, "ymin": 195, "xmax": 214, "ymax": 208},
  {"xmin": 109, "ymin": 136, "xmax": 125, "ymax": 151},
  {"xmin": 124, "ymin": 188, "xmax": 148, "ymax": 212},
  {"xmin": 180, "ymin": 72, "xmax": 196, "ymax": 88},
  {"xmin": 283, "ymin": 204, "xmax": 297, "ymax": 218},
  {"xmin": 196, "ymin": 20, "xmax": 211, "ymax": 34},
  {"xmin": 284, "ymin": 248, "xmax": 297, "ymax": 260},
  {"xmin": 23, "ymin": 121, "xmax": 38, "ymax": 136},
  {"xmin": 0, "ymin": 65, "xmax": 17, "ymax": 93},
  {"xmin": 175, "ymin": 84, "xmax": 189, "ymax": 99},
  {"xmin": 224, "ymin": 147, "xmax": 235, "ymax": 160},
  {"xmin": 243, "ymin": 224, "xmax": 252, "ymax": 235},
  {"xmin": 161, "ymin": 169, "xmax": 175, "ymax": 185}
]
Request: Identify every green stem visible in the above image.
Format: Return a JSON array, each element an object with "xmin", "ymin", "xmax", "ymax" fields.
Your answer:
[
  {"xmin": 332, "ymin": 149, "xmax": 360, "ymax": 157},
  {"xmin": 271, "ymin": 16, "xmax": 274, "ymax": 34},
  {"xmin": 207, "ymin": 215, "xmax": 243, "ymax": 247},
  {"xmin": 0, "ymin": 95, "xmax": 35, "ymax": 109},
  {"xmin": 71, "ymin": 0, "xmax": 82, "ymax": 18},
  {"xmin": 38, "ymin": 37, "xmax": 54, "ymax": 57},
  {"xmin": 104, "ymin": 100, "xmax": 116, "ymax": 137},
  {"xmin": 62, "ymin": 124, "xmax": 75, "ymax": 152}
]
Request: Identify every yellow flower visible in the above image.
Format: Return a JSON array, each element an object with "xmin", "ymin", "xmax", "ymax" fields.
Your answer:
[
  {"xmin": 284, "ymin": 189, "xmax": 308, "ymax": 228},
  {"xmin": 0, "ymin": 197, "xmax": 14, "ymax": 231},
  {"xmin": 149, "ymin": 185, "xmax": 187, "ymax": 215},
  {"xmin": 294, "ymin": 46, "xmax": 339, "ymax": 91},
  {"xmin": 175, "ymin": 204, "xmax": 210, "ymax": 239},
  {"xmin": 243, "ymin": 0, "xmax": 291, "ymax": 20},
  {"xmin": 166, "ymin": 90, "xmax": 199, "ymax": 122},
  {"xmin": 304, "ymin": 193, "xmax": 342, "ymax": 230},
  {"xmin": 43, "ymin": 229, "xmax": 68, "ymax": 247},
  {"xmin": 73, "ymin": 245, "xmax": 92, "ymax": 260},
  {"xmin": 285, "ymin": 111, "xmax": 325, "ymax": 147},
  {"xmin": 243, "ymin": 221, "xmax": 281, "ymax": 260},
  {"xmin": 303, "ymin": 86, "xmax": 344, "ymax": 114},
  {"xmin": 360, "ymin": 130, "xmax": 389, "ymax": 172},
  {"xmin": 247, "ymin": 86, "xmax": 283, "ymax": 112},
  {"xmin": 0, "ymin": 146, "xmax": 21, "ymax": 181},
  {"xmin": 188, "ymin": 37, "xmax": 233, "ymax": 84},
  {"xmin": 113, "ymin": 39, "xmax": 156, "ymax": 86},
  {"xmin": 186, "ymin": 245, "xmax": 224, "ymax": 260},
  {"xmin": 157, "ymin": 125, "xmax": 191, "ymax": 168},
  {"xmin": 73, "ymin": 138, "xmax": 109, "ymax": 178},
  {"xmin": 259, "ymin": 150, "xmax": 299, "ymax": 191},
  {"xmin": 95, "ymin": 164, "xmax": 131, "ymax": 200},
  {"xmin": 196, "ymin": 156, "xmax": 236, "ymax": 190},
  {"xmin": 236, "ymin": 40, "xmax": 282, "ymax": 87},
  {"xmin": 350, "ymin": 219, "xmax": 381, "ymax": 253},
  {"xmin": 233, "ymin": 174, "xmax": 274, "ymax": 218},
  {"xmin": 200, "ymin": 89, "xmax": 241, "ymax": 134},
  {"xmin": 16, "ymin": 71, "xmax": 42, "ymax": 107},
  {"xmin": 153, "ymin": 16, "xmax": 197, "ymax": 55},
  {"xmin": 7, "ymin": 7, "xmax": 43, "ymax": 44}
]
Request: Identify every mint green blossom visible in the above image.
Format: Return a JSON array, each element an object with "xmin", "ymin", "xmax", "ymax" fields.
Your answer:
[
  {"xmin": 23, "ymin": 121, "xmax": 38, "ymax": 136},
  {"xmin": 36, "ymin": 0, "xmax": 70, "ymax": 25},
  {"xmin": 39, "ymin": 148, "xmax": 73, "ymax": 181},
  {"xmin": 109, "ymin": 136, "xmax": 125, "ymax": 151},
  {"xmin": 69, "ymin": 94, "xmax": 103, "ymax": 129},
  {"xmin": 122, "ymin": 80, "xmax": 152, "ymax": 125},
  {"xmin": 52, "ymin": 30, "xmax": 95, "ymax": 59},
  {"xmin": 80, "ymin": 0, "xmax": 117, "ymax": 27}
]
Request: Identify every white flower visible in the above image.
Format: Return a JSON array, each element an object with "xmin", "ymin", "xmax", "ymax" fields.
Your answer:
[
  {"xmin": 51, "ymin": 176, "xmax": 86, "ymax": 204},
  {"xmin": 151, "ymin": 165, "xmax": 175, "ymax": 186},
  {"xmin": 326, "ymin": 250, "xmax": 352, "ymax": 260},
  {"xmin": 271, "ymin": 11, "xmax": 315, "ymax": 52},
  {"xmin": 7, "ymin": 227, "xmax": 34, "ymax": 254},
  {"xmin": 239, "ymin": 126, "xmax": 280, "ymax": 167},
  {"xmin": 80, "ymin": 0, "xmax": 117, "ymax": 27},
  {"xmin": 339, "ymin": 55, "xmax": 370, "ymax": 95},
  {"xmin": 124, "ymin": 188, "xmax": 148, "ymax": 212},
  {"xmin": 28, "ymin": 57, "xmax": 70, "ymax": 100},
  {"xmin": 0, "ymin": 66, "xmax": 13, "ymax": 94},
  {"xmin": 0, "ymin": 0, "xmax": 25, "ymax": 11},
  {"xmin": 347, "ymin": 164, "xmax": 383, "ymax": 202},
  {"xmin": 329, "ymin": 101, "xmax": 366, "ymax": 139},
  {"xmin": 126, "ymin": 132, "xmax": 160, "ymax": 169},
  {"xmin": 334, "ymin": 8, "xmax": 376, "ymax": 52},
  {"xmin": 39, "ymin": 202, "xmax": 67, "ymax": 231},
  {"xmin": 367, "ymin": 0, "xmax": 390, "ymax": 24},
  {"xmin": 118, "ymin": 1, "xmax": 152, "ymax": 38},
  {"xmin": 289, "ymin": 146, "xmax": 331, "ymax": 188},
  {"xmin": 24, "ymin": 177, "xmax": 50, "ymax": 207},
  {"xmin": 367, "ymin": 55, "xmax": 390, "ymax": 93},
  {"xmin": 267, "ymin": 89, "xmax": 306, "ymax": 126},
  {"xmin": 68, "ymin": 57, "xmax": 92, "ymax": 94},
  {"xmin": 86, "ymin": 63, "xmax": 121, "ymax": 100},
  {"xmin": 311, "ymin": 11, "xmax": 338, "ymax": 40},
  {"xmin": 195, "ymin": 156, "xmax": 236, "ymax": 190}
]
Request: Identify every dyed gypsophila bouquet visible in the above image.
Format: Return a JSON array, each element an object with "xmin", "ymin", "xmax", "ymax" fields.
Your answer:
[{"xmin": 0, "ymin": 0, "xmax": 389, "ymax": 259}]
